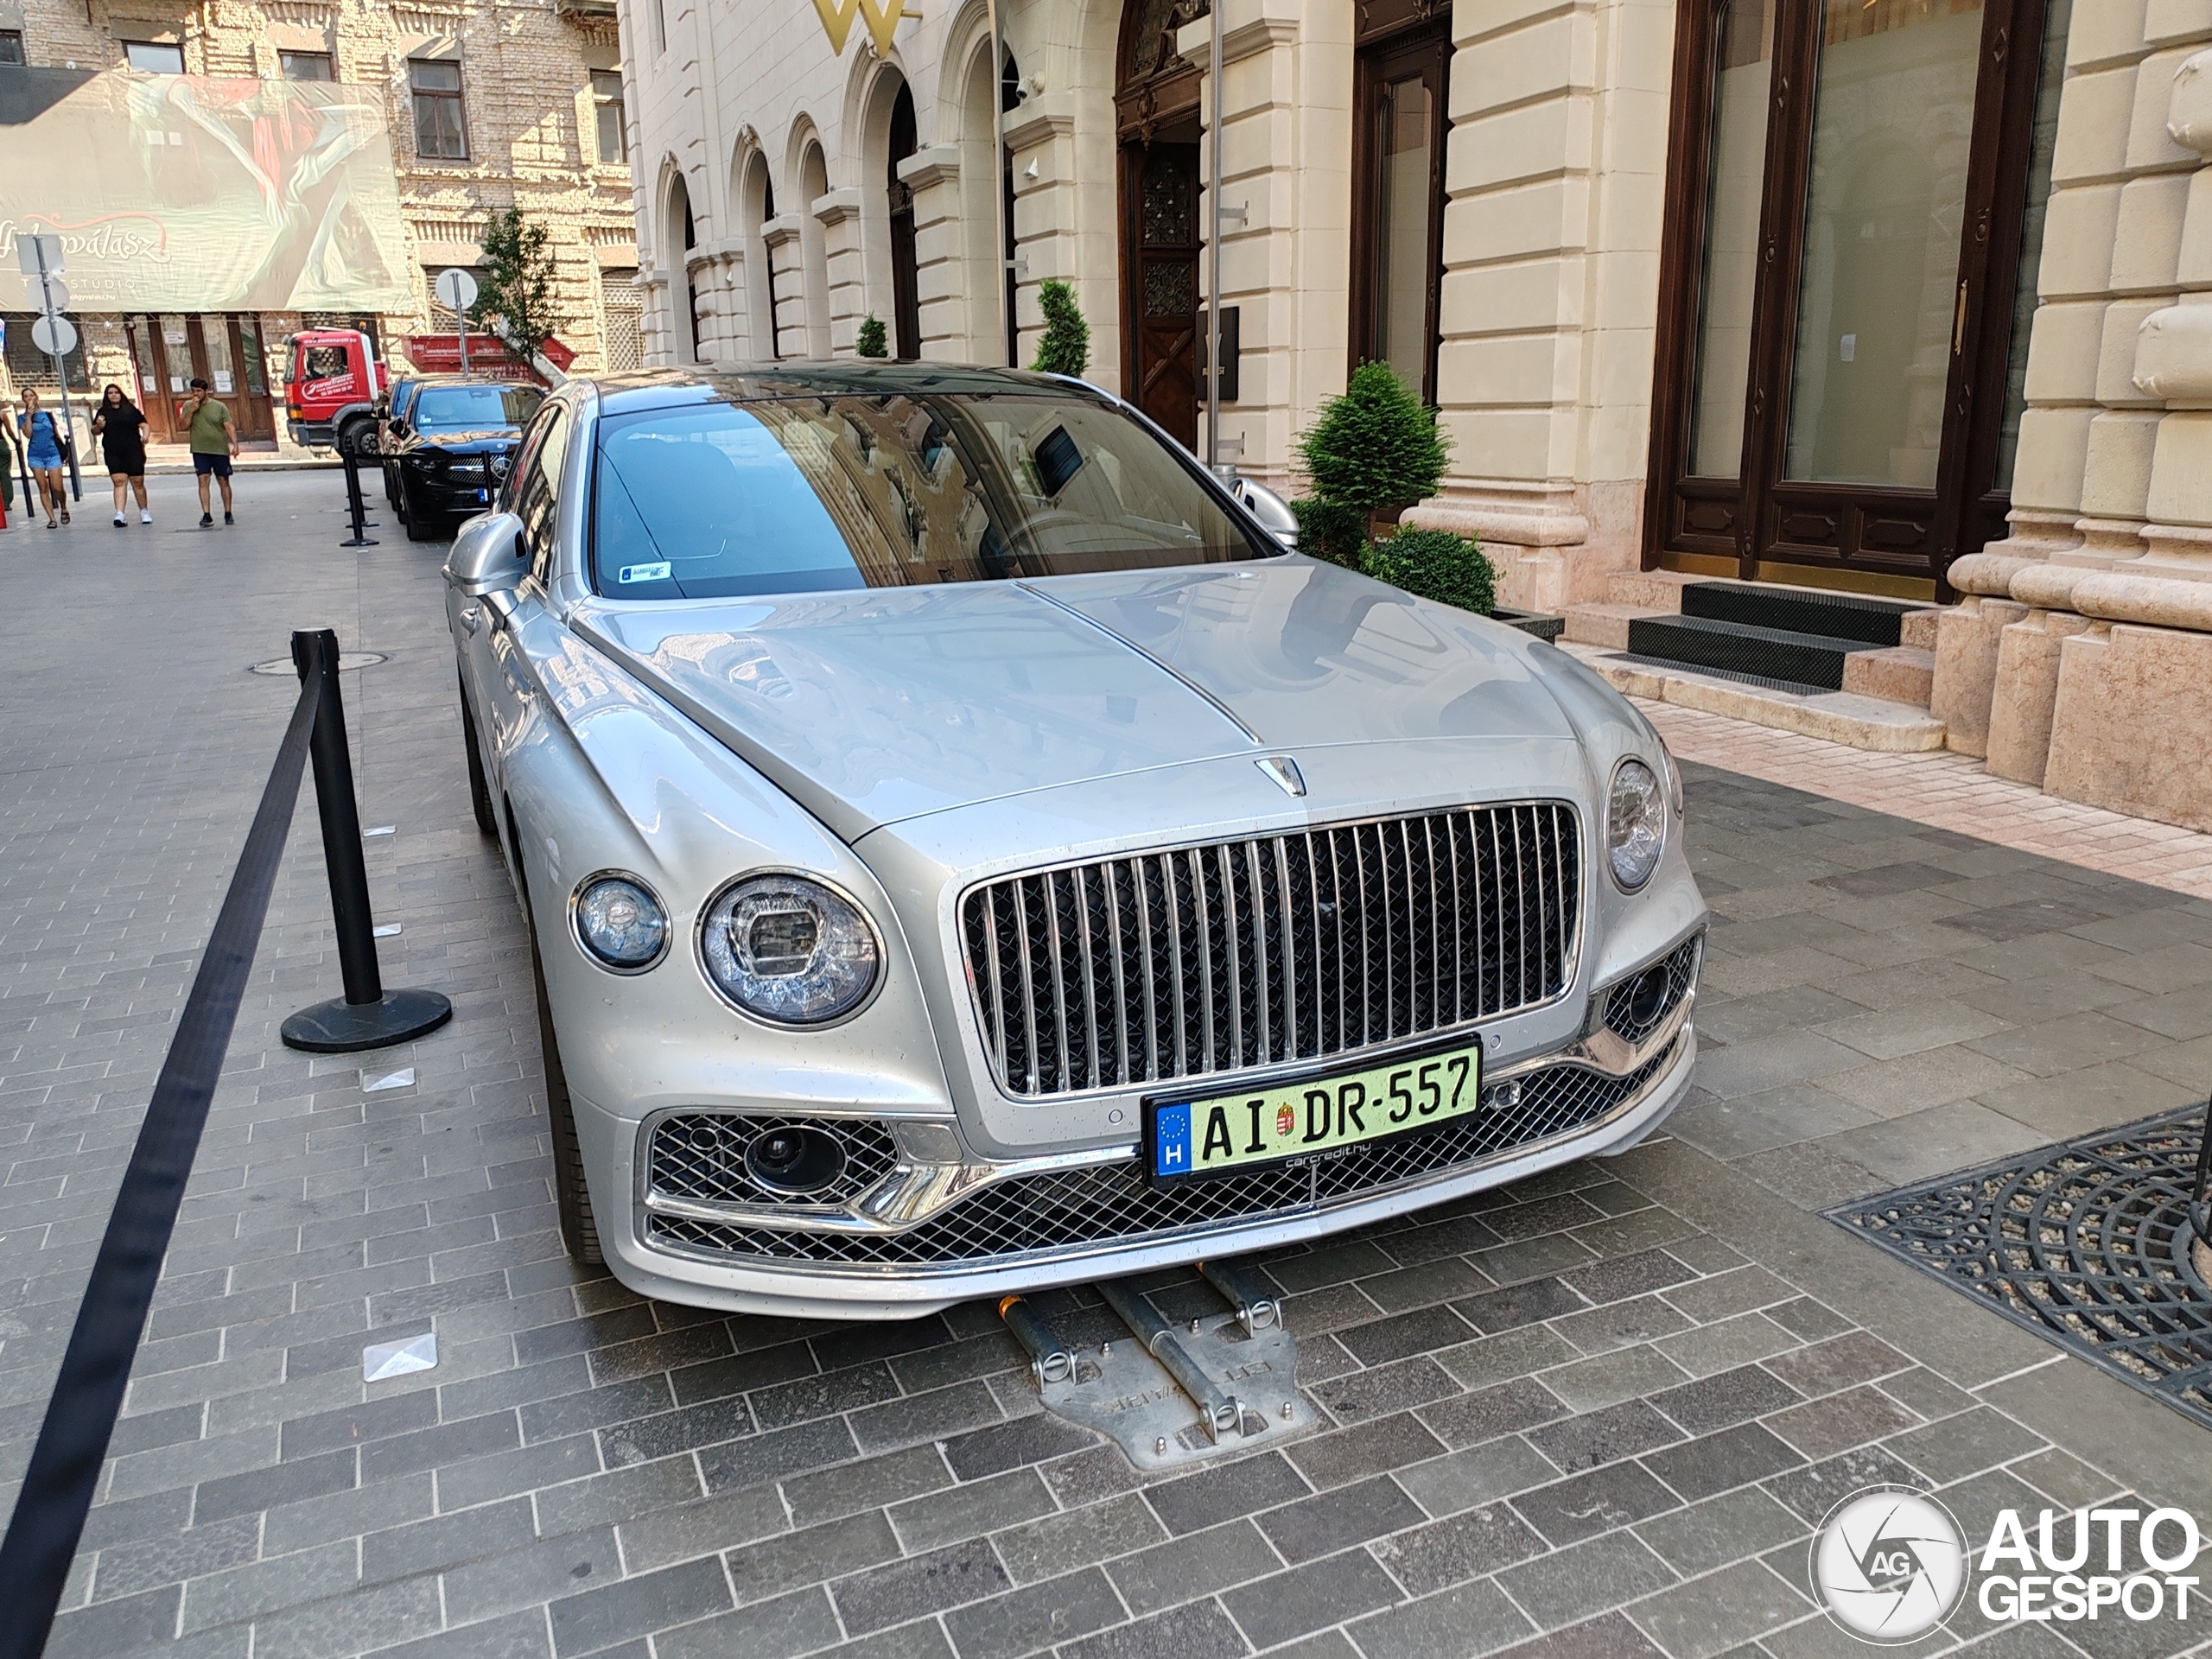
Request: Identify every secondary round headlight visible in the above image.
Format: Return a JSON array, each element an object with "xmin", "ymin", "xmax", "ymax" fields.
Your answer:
[
  {"xmin": 701, "ymin": 874, "xmax": 880, "ymax": 1024},
  {"xmin": 1607, "ymin": 759, "xmax": 1666, "ymax": 891},
  {"xmin": 572, "ymin": 874, "xmax": 669, "ymax": 970}
]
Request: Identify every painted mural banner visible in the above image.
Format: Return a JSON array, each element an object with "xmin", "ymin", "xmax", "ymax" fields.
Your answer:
[{"xmin": 0, "ymin": 66, "xmax": 412, "ymax": 315}]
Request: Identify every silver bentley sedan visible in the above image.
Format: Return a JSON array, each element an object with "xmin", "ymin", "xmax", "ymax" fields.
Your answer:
[{"xmin": 444, "ymin": 365, "xmax": 1706, "ymax": 1320}]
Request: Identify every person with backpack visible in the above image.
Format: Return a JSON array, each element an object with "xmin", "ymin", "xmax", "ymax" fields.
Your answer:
[
  {"xmin": 92, "ymin": 384, "xmax": 153, "ymax": 527},
  {"xmin": 16, "ymin": 387, "xmax": 69, "ymax": 528}
]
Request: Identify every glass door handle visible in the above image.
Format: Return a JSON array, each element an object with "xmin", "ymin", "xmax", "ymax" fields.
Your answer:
[{"xmin": 1953, "ymin": 281, "xmax": 1970, "ymax": 355}]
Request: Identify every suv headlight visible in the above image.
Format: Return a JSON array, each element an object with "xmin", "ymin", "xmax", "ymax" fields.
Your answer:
[
  {"xmin": 572, "ymin": 874, "xmax": 670, "ymax": 971},
  {"xmin": 701, "ymin": 874, "xmax": 880, "ymax": 1024},
  {"xmin": 1607, "ymin": 759, "xmax": 1666, "ymax": 891}
]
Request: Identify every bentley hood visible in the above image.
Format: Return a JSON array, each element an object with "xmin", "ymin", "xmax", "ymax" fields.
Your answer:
[{"xmin": 571, "ymin": 558, "xmax": 1581, "ymax": 842}]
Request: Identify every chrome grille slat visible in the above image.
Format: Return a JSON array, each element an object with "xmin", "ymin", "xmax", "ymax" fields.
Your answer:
[{"xmin": 961, "ymin": 804, "xmax": 1583, "ymax": 1101}]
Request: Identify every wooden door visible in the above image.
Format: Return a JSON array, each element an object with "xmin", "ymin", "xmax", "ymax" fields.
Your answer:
[
  {"xmin": 126, "ymin": 320, "xmax": 180, "ymax": 444},
  {"xmin": 1350, "ymin": 20, "xmax": 1452, "ymax": 404},
  {"xmin": 1645, "ymin": 0, "xmax": 2065, "ymax": 598},
  {"xmin": 1123, "ymin": 139, "xmax": 1201, "ymax": 449},
  {"xmin": 227, "ymin": 317, "xmax": 275, "ymax": 441}
]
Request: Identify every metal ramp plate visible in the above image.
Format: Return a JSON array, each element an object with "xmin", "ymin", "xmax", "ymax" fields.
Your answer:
[{"xmin": 1036, "ymin": 1309, "xmax": 1313, "ymax": 1471}]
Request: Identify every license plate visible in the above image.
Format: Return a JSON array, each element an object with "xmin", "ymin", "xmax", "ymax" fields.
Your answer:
[{"xmin": 1145, "ymin": 1039, "xmax": 1484, "ymax": 1185}]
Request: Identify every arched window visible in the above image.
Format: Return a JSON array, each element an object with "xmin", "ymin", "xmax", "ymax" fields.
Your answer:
[
  {"xmin": 887, "ymin": 83, "xmax": 920, "ymax": 359},
  {"xmin": 666, "ymin": 168, "xmax": 701, "ymax": 364},
  {"xmin": 798, "ymin": 142, "xmax": 831, "ymax": 358}
]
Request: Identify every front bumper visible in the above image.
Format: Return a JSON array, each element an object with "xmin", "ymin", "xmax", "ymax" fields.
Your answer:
[
  {"xmin": 403, "ymin": 467, "xmax": 495, "ymax": 514},
  {"xmin": 576, "ymin": 958, "xmax": 1701, "ymax": 1319}
]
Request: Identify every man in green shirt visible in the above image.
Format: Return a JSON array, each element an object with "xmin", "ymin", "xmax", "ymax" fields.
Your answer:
[{"xmin": 186, "ymin": 378, "xmax": 239, "ymax": 527}]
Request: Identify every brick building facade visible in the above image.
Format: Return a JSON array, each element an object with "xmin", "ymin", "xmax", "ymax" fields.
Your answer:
[{"xmin": 0, "ymin": 0, "xmax": 640, "ymax": 449}]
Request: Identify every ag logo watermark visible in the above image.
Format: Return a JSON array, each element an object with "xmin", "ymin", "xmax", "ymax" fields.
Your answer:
[
  {"xmin": 1809, "ymin": 1486, "xmax": 2205, "ymax": 1643},
  {"xmin": 1810, "ymin": 1487, "xmax": 1970, "ymax": 1643}
]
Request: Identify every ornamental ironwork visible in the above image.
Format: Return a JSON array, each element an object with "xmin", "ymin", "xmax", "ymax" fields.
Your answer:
[{"xmin": 1831, "ymin": 1104, "xmax": 2212, "ymax": 1431}]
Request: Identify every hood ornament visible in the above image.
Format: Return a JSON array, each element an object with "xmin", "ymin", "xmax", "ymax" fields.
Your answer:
[{"xmin": 1255, "ymin": 756, "xmax": 1306, "ymax": 798}]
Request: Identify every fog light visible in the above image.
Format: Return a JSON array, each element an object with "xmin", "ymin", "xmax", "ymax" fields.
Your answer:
[
  {"xmin": 572, "ymin": 874, "xmax": 669, "ymax": 971},
  {"xmin": 1480, "ymin": 1079, "xmax": 1523, "ymax": 1111},
  {"xmin": 744, "ymin": 1125, "xmax": 847, "ymax": 1197},
  {"xmin": 1623, "ymin": 962, "xmax": 1672, "ymax": 1028}
]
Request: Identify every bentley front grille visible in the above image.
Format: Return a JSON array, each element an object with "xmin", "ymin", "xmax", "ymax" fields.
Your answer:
[
  {"xmin": 644, "ymin": 1042, "xmax": 1671, "ymax": 1269},
  {"xmin": 959, "ymin": 803, "xmax": 1581, "ymax": 1102}
]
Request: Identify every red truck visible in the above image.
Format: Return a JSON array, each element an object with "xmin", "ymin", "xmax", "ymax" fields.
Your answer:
[{"xmin": 282, "ymin": 328, "xmax": 390, "ymax": 457}]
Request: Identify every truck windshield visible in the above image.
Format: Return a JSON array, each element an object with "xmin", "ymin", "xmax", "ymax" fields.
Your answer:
[
  {"xmin": 590, "ymin": 391, "xmax": 1268, "ymax": 601},
  {"xmin": 414, "ymin": 385, "xmax": 543, "ymax": 432}
]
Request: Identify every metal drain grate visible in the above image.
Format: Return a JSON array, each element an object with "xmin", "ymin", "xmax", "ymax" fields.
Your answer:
[{"xmin": 1829, "ymin": 1105, "xmax": 2212, "ymax": 1430}]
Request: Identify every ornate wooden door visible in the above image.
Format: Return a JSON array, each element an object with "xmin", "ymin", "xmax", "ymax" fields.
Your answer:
[{"xmin": 1127, "ymin": 141, "xmax": 1201, "ymax": 448}]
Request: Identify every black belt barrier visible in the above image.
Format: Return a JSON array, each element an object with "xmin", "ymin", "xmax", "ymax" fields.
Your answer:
[{"xmin": 0, "ymin": 625, "xmax": 447, "ymax": 1659}]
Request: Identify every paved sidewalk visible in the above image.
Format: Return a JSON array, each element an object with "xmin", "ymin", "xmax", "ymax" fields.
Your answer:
[{"xmin": 3, "ymin": 479, "xmax": 2210, "ymax": 1659}]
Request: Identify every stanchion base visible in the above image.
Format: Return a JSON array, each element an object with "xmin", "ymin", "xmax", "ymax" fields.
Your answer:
[
  {"xmin": 282, "ymin": 988, "xmax": 451, "ymax": 1052},
  {"xmin": 340, "ymin": 537, "xmax": 380, "ymax": 548}
]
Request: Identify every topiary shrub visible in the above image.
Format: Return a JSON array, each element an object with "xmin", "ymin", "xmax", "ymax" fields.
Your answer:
[
  {"xmin": 1030, "ymin": 280, "xmax": 1090, "ymax": 378},
  {"xmin": 1295, "ymin": 360, "xmax": 1451, "ymax": 535},
  {"xmin": 855, "ymin": 314, "xmax": 889, "ymax": 359},
  {"xmin": 1291, "ymin": 496, "xmax": 1365, "ymax": 569},
  {"xmin": 1363, "ymin": 526, "xmax": 1496, "ymax": 616}
]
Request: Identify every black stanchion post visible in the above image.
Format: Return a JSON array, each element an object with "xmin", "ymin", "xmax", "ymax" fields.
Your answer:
[
  {"xmin": 340, "ymin": 452, "xmax": 378, "ymax": 547},
  {"xmin": 279, "ymin": 630, "xmax": 451, "ymax": 1052}
]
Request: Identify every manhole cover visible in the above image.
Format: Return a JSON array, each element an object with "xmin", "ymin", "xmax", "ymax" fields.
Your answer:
[
  {"xmin": 249, "ymin": 652, "xmax": 386, "ymax": 676},
  {"xmin": 1832, "ymin": 1104, "xmax": 2212, "ymax": 1430}
]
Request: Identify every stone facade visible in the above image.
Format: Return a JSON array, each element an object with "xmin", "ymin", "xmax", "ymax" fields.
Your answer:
[
  {"xmin": 1935, "ymin": 4, "xmax": 2212, "ymax": 834},
  {"xmin": 0, "ymin": 0, "xmax": 641, "ymax": 435}
]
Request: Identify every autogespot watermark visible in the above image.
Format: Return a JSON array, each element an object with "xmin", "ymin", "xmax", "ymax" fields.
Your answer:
[{"xmin": 1808, "ymin": 1485, "xmax": 2205, "ymax": 1643}]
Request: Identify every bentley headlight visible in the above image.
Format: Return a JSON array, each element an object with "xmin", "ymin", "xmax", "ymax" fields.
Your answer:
[
  {"xmin": 701, "ymin": 874, "xmax": 880, "ymax": 1024},
  {"xmin": 1607, "ymin": 760, "xmax": 1666, "ymax": 891},
  {"xmin": 572, "ymin": 874, "xmax": 669, "ymax": 970}
]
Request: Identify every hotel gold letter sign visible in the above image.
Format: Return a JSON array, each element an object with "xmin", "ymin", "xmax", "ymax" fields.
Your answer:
[{"xmin": 810, "ymin": 0, "xmax": 918, "ymax": 55}]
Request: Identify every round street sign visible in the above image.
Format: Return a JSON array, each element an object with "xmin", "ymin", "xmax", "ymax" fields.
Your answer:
[
  {"xmin": 433, "ymin": 268, "xmax": 480, "ymax": 313},
  {"xmin": 30, "ymin": 315, "xmax": 78, "ymax": 357},
  {"xmin": 23, "ymin": 275, "xmax": 69, "ymax": 313}
]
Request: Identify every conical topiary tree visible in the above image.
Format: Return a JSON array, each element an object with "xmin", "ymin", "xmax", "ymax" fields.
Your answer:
[
  {"xmin": 1294, "ymin": 360, "xmax": 1451, "ymax": 537},
  {"xmin": 855, "ymin": 314, "xmax": 889, "ymax": 359},
  {"xmin": 1030, "ymin": 280, "xmax": 1090, "ymax": 378}
]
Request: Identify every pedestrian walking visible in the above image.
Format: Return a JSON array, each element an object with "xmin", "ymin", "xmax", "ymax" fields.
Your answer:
[
  {"xmin": 16, "ymin": 388, "xmax": 70, "ymax": 528},
  {"xmin": 185, "ymin": 377, "xmax": 240, "ymax": 527},
  {"xmin": 92, "ymin": 385, "xmax": 153, "ymax": 527}
]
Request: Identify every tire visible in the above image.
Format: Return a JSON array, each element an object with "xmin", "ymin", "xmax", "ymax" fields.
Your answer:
[
  {"xmin": 401, "ymin": 480, "xmax": 436, "ymax": 542},
  {"xmin": 459, "ymin": 679, "xmax": 498, "ymax": 837},
  {"xmin": 518, "ymin": 831, "xmax": 603, "ymax": 1267},
  {"xmin": 336, "ymin": 418, "xmax": 376, "ymax": 461}
]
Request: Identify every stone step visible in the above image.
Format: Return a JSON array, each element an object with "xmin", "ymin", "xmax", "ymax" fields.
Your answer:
[
  {"xmin": 1841, "ymin": 645, "xmax": 1936, "ymax": 709},
  {"xmin": 1605, "ymin": 569, "xmax": 1702, "ymax": 611},
  {"xmin": 1559, "ymin": 642, "xmax": 1948, "ymax": 753},
  {"xmin": 1561, "ymin": 602, "xmax": 1665, "ymax": 650},
  {"xmin": 1900, "ymin": 608, "xmax": 1941, "ymax": 651}
]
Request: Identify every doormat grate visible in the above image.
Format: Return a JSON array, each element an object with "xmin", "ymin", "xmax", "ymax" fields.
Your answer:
[{"xmin": 1828, "ymin": 1104, "xmax": 2212, "ymax": 1431}]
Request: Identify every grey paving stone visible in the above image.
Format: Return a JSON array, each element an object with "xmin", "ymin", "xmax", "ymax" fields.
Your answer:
[
  {"xmin": 1340, "ymin": 1304, "xmax": 1479, "ymax": 1366},
  {"xmin": 1059, "ymin": 1599, "xmax": 1249, "ymax": 1659},
  {"xmin": 533, "ymin": 1456, "xmax": 705, "ymax": 1535},
  {"xmin": 722, "ymin": 1510, "xmax": 899, "ymax": 1604},
  {"xmin": 1633, "ymin": 1484, "xmax": 1807, "ymax": 1578},
  {"xmin": 651, "ymin": 1587, "xmax": 842, "ymax": 1659},
  {"xmin": 45, "ymin": 1585, "xmax": 185, "ymax": 1659},
  {"xmin": 442, "ymin": 1526, "xmax": 626, "ymax": 1624},
  {"xmin": 1347, "ymin": 1574, "xmax": 1533, "ymax": 1659},
  {"xmin": 1395, "ymin": 1433, "xmax": 1570, "ymax": 1518},
  {"xmin": 1142, "ymin": 1450, "xmax": 1311, "ymax": 1535},
  {"xmin": 544, "ymin": 1557, "xmax": 732, "ymax": 1657},
  {"xmin": 1499, "ymin": 1529, "xmax": 1678, "ymax": 1632},
  {"xmin": 597, "ymin": 1395, "xmax": 754, "ymax": 1465},
  {"xmin": 1643, "ymin": 1422, "xmax": 1802, "ymax": 1503},
  {"xmin": 359, "ymin": 1609, "xmax": 551, "ymax": 1659},
  {"xmin": 192, "ymin": 1446, "xmax": 356, "ymax": 1525},
  {"xmin": 1106, "ymin": 1515, "xmax": 1281, "ymax": 1615},
  {"xmin": 1510, "ymin": 1460, "xmax": 1681, "ymax": 1546},
  {"xmin": 992, "ymin": 1491, "xmax": 1163, "ymax": 1585},
  {"xmin": 851, "ymin": 1380, "xmax": 1004, "ymax": 1455},
  {"xmin": 1437, "ymin": 1325, "xmax": 1584, "ymax": 1390},
  {"xmin": 784, "ymin": 1442, "xmax": 950, "ymax": 1527},
  {"xmin": 890, "ymin": 1466, "xmax": 1056, "ymax": 1554},
  {"xmin": 1763, "ymin": 1332, "xmax": 1913, "ymax": 1399},
  {"xmin": 1527, "ymin": 1400, "xmax": 1684, "ymax": 1473},
  {"xmin": 1885, "ymin": 1406, "xmax": 2046, "ymax": 1485},
  {"xmin": 1488, "ymin": 1611, "xmax": 1668, "ymax": 1659},
  {"xmin": 1649, "ymin": 1365, "xmax": 1802, "ymax": 1436},
  {"xmin": 942, "ymin": 1565, "xmax": 1127, "ymax": 1659},
  {"xmin": 1541, "ymin": 1347, "xmax": 1696, "ymax": 1414},
  {"xmin": 1370, "ymin": 1499, "xmax": 1546, "ymax": 1597},
  {"xmin": 1220, "ymin": 1548, "xmax": 1404, "ymax": 1650},
  {"xmin": 1254, "ymin": 1472, "xmax": 1426, "ymax": 1563},
  {"xmin": 1417, "ymin": 1377, "xmax": 1567, "ymax": 1450},
  {"xmin": 1308, "ymin": 1354, "xmax": 1460, "ymax": 1423},
  {"xmin": 940, "ymin": 1409, "xmax": 1098, "ymax": 1480},
  {"xmin": 92, "ymin": 1515, "xmax": 264, "ymax": 1601},
  {"xmin": 831, "ymin": 1539, "xmax": 1013, "ymax": 1636},
  {"xmin": 698, "ymin": 1415, "xmax": 859, "ymax": 1494},
  {"xmin": 432, "ymin": 1433, "xmax": 598, "ymax": 1513},
  {"xmin": 1455, "ymin": 1277, "xmax": 1590, "ymax": 1334},
  {"xmin": 1625, "ymin": 1558, "xmax": 1808, "ymax": 1659},
  {"xmin": 360, "ymin": 1497, "xmax": 537, "ymax": 1584},
  {"xmin": 1760, "ymin": 1446, "xmax": 1923, "ymax": 1524},
  {"xmin": 1763, "ymin": 1383, "xmax": 1918, "ymax": 1462}
]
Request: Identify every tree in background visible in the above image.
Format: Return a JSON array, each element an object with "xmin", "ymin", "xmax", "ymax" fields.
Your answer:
[
  {"xmin": 472, "ymin": 208, "xmax": 563, "ymax": 366},
  {"xmin": 856, "ymin": 315, "xmax": 889, "ymax": 359},
  {"xmin": 1294, "ymin": 360, "xmax": 1450, "ymax": 537},
  {"xmin": 1030, "ymin": 281, "xmax": 1090, "ymax": 378}
]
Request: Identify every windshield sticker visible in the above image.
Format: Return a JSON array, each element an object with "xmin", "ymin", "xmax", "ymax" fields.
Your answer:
[{"xmin": 619, "ymin": 562, "xmax": 674, "ymax": 584}]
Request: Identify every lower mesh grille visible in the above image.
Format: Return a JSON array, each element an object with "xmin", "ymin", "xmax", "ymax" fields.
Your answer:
[
  {"xmin": 1602, "ymin": 933, "xmax": 1703, "ymax": 1046},
  {"xmin": 646, "ymin": 1114, "xmax": 900, "ymax": 1208},
  {"xmin": 645, "ymin": 1042, "xmax": 1681, "ymax": 1268}
]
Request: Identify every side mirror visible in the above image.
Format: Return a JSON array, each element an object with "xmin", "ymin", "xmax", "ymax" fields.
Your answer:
[
  {"xmin": 445, "ymin": 511, "xmax": 528, "ymax": 596},
  {"xmin": 1230, "ymin": 477, "xmax": 1300, "ymax": 550}
]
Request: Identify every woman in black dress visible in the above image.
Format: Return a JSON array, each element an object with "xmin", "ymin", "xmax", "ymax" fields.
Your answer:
[{"xmin": 92, "ymin": 384, "xmax": 151, "ymax": 526}]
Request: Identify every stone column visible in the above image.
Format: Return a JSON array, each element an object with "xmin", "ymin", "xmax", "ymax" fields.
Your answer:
[
  {"xmin": 763, "ymin": 216, "xmax": 808, "ymax": 359},
  {"xmin": 1001, "ymin": 96, "xmax": 1079, "ymax": 369},
  {"xmin": 814, "ymin": 188, "xmax": 864, "ymax": 355},
  {"xmin": 899, "ymin": 146, "xmax": 969, "ymax": 359}
]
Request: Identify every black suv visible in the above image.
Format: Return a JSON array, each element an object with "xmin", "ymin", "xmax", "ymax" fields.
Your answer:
[{"xmin": 386, "ymin": 380, "xmax": 546, "ymax": 540}]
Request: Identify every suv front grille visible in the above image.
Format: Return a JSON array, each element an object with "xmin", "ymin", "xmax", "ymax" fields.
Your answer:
[
  {"xmin": 645, "ymin": 1043, "xmax": 1673, "ymax": 1269},
  {"xmin": 959, "ymin": 803, "xmax": 1581, "ymax": 1101}
]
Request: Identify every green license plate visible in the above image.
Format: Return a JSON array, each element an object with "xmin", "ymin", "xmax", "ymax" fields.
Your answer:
[{"xmin": 1145, "ymin": 1039, "xmax": 1484, "ymax": 1185}]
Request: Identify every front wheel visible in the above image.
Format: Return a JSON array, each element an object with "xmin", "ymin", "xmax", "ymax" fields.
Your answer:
[
  {"xmin": 528, "ymin": 892, "xmax": 603, "ymax": 1266},
  {"xmin": 336, "ymin": 418, "xmax": 377, "ymax": 461}
]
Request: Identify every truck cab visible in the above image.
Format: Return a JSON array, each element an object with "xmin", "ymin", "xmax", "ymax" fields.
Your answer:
[{"xmin": 283, "ymin": 329, "xmax": 389, "ymax": 457}]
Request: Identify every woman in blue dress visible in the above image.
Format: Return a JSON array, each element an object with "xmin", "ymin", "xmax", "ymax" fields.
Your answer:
[{"xmin": 16, "ymin": 388, "xmax": 70, "ymax": 528}]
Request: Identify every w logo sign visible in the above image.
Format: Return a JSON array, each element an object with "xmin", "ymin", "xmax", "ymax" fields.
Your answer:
[{"xmin": 809, "ymin": 0, "xmax": 915, "ymax": 56}]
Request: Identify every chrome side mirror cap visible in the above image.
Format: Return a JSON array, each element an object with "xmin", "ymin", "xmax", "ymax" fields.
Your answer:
[
  {"xmin": 1230, "ymin": 477, "xmax": 1300, "ymax": 550},
  {"xmin": 445, "ymin": 511, "xmax": 528, "ymax": 596}
]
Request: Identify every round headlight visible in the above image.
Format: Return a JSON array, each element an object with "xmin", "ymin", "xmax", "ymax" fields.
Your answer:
[
  {"xmin": 1607, "ymin": 759, "xmax": 1666, "ymax": 891},
  {"xmin": 572, "ymin": 874, "xmax": 669, "ymax": 970},
  {"xmin": 700, "ymin": 874, "xmax": 880, "ymax": 1025}
]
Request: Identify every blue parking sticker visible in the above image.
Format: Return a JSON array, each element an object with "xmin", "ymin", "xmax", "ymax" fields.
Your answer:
[
  {"xmin": 1153, "ymin": 1103, "xmax": 1192, "ymax": 1179},
  {"xmin": 620, "ymin": 562, "xmax": 674, "ymax": 583}
]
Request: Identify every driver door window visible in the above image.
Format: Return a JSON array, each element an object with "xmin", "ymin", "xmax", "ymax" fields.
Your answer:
[{"xmin": 514, "ymin": 406, "xmax": 570, "ymax": 584}]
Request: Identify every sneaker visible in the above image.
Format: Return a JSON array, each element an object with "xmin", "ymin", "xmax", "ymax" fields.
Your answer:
[
  {"xmin": 113, "ymin": 513, "xmax": 125, "ymax": 527},
  {"xmin": 140, "ymin": 511, "xmax": 152, "ymax": 524},
  {"xmin": 200, "ymin": 512, "xmax": 213, "ymax": 528},
  {"xmin": 224, "ymin": 512, "xmax": 235, "ymax": 526}
]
